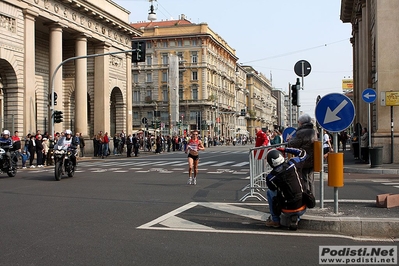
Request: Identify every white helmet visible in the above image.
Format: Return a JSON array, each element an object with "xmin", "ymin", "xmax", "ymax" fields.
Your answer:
[
  {"xmin": 2, "ymin": 130, "xmax": 10, "ymax": 136},
  {"xmin": 65, "ymin": 129, "xmax": 72, "ymax": 135}
]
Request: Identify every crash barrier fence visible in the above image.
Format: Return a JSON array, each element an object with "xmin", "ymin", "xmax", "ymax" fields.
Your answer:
[{"xmin": 240, "ymin": 143, "xmax": 288, "ymax": 202}]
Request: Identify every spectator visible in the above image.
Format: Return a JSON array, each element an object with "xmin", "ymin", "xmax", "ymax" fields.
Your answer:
[
  {"xmin": 360, "ymin": 127, "xmax": 369, "ymax": 163},
  {"xmin": 288, "ymin": 114, "xmax": 316, "ymax": 194},
  {"xmin": 79, "ymin": 133, "xmax": 85, "ymax": 157},
  {"xmin": 28, "ymin": 135, "xmax": 36, "ymax": 168},
  {"xmin": 255, "ymin": 127, "xmax": 268, "ymax": 147},
  {"xmin": 102, "ymin": 132, "xmax": 109, "ymax": 158},
  {"xmin": 35, "ymin": 134, "xmax": 44, "ymax": 168},
  {"xmin": 265, "ymin": 147, "xmax": 308, "ymax": 230}
]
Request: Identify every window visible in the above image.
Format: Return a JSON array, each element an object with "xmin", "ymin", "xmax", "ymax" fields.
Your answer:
[
  {"xmin": 161, "ymin": 112, "xmax": 168, "ymax": 121},
  {"xmin": 179, "ymin": 72, "xmax": 183, "ymax": 83},
  {"xmin": 133, "ymin": 90, "xmax": 140, "ymax": 103},
  {"xmin": 146, "ymin": 55, "xmax": 152, "ymax": 66},
  {"xmin": 162, "ymin": 53, "xmax": 168, "ymax": 65},
  {"xmin": 147, "ymin": 111, "xmax": 153, "ymax": 120},
  {"xmin": 177, "ymin": 52, "xmax": 183, "ymax": 63},
  {"xmin": 179, "ymin": 87, "xmax": 184, "ymax": 100},
  {"xmin": 146, "ymin": 42, "xmax": 152, "ymax": 49},
  {"xmin": 133, "ymin": 112, "xmax": 138, "ymax": 120},
  {"xmin": 162, "ymin": 71, "xmax": 168, "ymax": 82},
  {"xmin": 146, "ymin": 73, "xmax": 152, "ymax": 82},
  {"xmin": 192, "ymin": 71, "xmax": 198, "ymax": 81},
  {"xmin": 163, "ymin": 41, "xmax": 168, "ymax": 48},
  {"xmin": 146, "ymin": 90, "xmax": 152, "ymax": 98},
  {"xmin": 191, "ymin": 51, "xmax": 198, "ymax": 64},
  {"xmin": 177, "ymin": 40, "xmax": 182, "ymax": 47},
  {"xmin": 192, "ymin": 39, "xmax": 197, "ymax": 46},
  {"xmin": 162, "ymin": 86, "xmax": 168, "ymax": 101},
  {"xmin": 133, "ymin": 73, "xmax": 138, "ymax": 83},
  {"xmin": 192, "ymin": 85, "xmax": 198, "ymax": 100}
]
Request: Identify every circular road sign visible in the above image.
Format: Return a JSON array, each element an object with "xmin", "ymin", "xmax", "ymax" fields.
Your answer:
[
  {"xmin": 282, "ymin": 127, "xmax": 297, "ymax": 142},
  {"xmin": 362, "ymin": 88, "xmax": 377, "ymax": 104},
  {"xmin": 141, "ymin": 117, "xmax": 148, "ymax": 124},
  {"xmin": 294, "ymin": 60, "xmax": 311, "ymax": 77},
  {"xmin": 315, "ymin": 93, "xmax": 355, "ymax": 133}
]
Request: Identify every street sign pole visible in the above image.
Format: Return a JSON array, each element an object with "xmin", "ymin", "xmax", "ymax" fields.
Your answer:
[{"xmin": 315, "ymin": 93, "xmax": 355, "ymax": 214}]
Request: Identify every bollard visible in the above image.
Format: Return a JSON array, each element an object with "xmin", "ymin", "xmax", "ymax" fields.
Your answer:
[
  {"xmin": 314, "ymin": 141, "xmax": 322, "ymax": 172},
  {"xmin": 328, "ymin": 153, "xmax": 344, "ymax": 187},
  {"xmin": 328, "ymin": 152, "xmax": 344, "ymax": 214}
]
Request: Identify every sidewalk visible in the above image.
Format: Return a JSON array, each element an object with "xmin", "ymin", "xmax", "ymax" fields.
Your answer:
[
  {"xmin": 300, "ymin": 148, "xmax": 399, "ymax": 239},
  {"xmin": 341, "ymin": 148, "xmax": 399, "ymax": 175}
]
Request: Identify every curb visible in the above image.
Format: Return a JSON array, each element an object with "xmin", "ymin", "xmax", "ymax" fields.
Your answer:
[
  {"xmin": 300, "ymin": 215, "xmax": 399, "ymax": 238},
  {"xmin": 343, "ymin": 167, "xmax": 399, "ymax": 175}
]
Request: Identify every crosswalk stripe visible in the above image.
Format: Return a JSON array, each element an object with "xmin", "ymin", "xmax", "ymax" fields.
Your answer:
[
  {"xmin": 197, "ymin": 161, "xmax": 218, "ymax": 166},
  {"xmin": 159, "ymin": 161, "xmax": 185, "ymax": 165},
  {"xmin": 211, "ymin": 161, "xmax": 235, "ymax": 166},
  {"xmin": 232, "ymin": 162, "xmax": 249, "ymax": 167}
]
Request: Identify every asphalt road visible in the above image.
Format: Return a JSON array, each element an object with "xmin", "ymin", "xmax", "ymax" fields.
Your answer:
[{"xmin": 0, "ymin": 145, "xmax": 398, "ymax": 265}]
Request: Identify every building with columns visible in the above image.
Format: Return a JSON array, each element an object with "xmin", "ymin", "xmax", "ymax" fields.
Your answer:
[
  {"xmin": 341, "ymin": 0, "xmax": 399, "ymax": 163},
  {"xmin": 0, "ymin": 0, "xmax": 141, "ymax": 143}
]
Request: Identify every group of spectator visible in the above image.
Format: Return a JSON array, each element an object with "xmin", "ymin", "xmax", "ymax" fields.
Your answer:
[{"xmin": 2, "ymin": 130, "xmax": 85, "ymax": 169}]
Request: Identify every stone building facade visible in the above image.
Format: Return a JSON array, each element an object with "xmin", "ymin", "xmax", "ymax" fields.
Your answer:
[
  {"xmin": 341, "ymin": 0, "xmax": 399, "ymax": 163},
  {"xmin": 130, "ymin": 17, "xmax": 276, "ymax": 138},
  {"xmin": 0, "ymin": 0, "xmax": 141, "ymax": 143}
]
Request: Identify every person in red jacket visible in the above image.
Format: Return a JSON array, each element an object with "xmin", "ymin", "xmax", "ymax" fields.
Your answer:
[{"xmin": 255, "ymin": 127, "xmax": 269, "ymax": 147}]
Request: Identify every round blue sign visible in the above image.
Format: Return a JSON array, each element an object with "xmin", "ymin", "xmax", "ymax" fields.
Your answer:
[
  {"xmin": 282, "ymin": 127, "xmax": 297, "ymax": 142},
  {"xmin": 362, "ymin": 88, "xmax": 376, "ymax": 104},
  {"xmin": 315, "ymin": 93, "xmax": 355, "ymax": 133}
]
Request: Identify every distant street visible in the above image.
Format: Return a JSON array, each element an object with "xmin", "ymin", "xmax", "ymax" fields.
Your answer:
[{"xmin": 0, "ymin": 144, "xmax": 398, "ymax": 265}]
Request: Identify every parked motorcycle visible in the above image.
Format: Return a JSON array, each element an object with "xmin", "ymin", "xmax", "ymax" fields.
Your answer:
[
  {"xmin": 53, "ymin": 139, "xmax": 76, "ymax": 181},
  {"xmin": 0, "ymin": 145, "xmax": 18, "ymax": 177}
]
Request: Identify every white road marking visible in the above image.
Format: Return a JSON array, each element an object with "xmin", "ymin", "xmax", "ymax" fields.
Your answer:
[
  {"xmin": 211, "ymin": 161, "xmax": 235, "ymax": 166},
  {"xmin": 137, "ymin": 202, "xmax": 394, "ymax": 241},
  {"xmin": 232, "ymin": 162, "xmax": 249, "ymax": 167}
]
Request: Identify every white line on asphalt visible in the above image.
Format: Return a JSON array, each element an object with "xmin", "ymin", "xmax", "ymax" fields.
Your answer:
[
  {"xmin": 195, "ymin": 161, "xmax": 218, "ymax": 166},
  {"xmin": 211, "ymin": 161, "xmax": 235, "ymax": 166},
  {"xmin": 137, "ymin": 202, "xmax": 395, "ymax": 242},
  {"xmin": 231, "ymin": 162, "xmax": 250, "ymax": 167},
  {"xmin": 382, "ymin": 183, "xmax": 399, "ymax": 185}
]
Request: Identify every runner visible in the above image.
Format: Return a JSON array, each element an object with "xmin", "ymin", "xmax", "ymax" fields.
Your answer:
[{"xmin": 185, "ymin": 130, "xmax": 205, "ymax": 185}]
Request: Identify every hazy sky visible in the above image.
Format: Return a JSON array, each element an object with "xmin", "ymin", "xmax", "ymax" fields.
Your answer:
[{"xmin": 113, "ymin": 0, "xmax": 353, "ymax": 117}]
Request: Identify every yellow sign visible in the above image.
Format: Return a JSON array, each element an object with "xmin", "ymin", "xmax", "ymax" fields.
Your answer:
[
  {"xmin": 342, "ymin": 79, "xmax": 353, "ymax": 90},
  {"xmin": 384, "ymin": 91, "xmax": 399, "ymax": 106}
]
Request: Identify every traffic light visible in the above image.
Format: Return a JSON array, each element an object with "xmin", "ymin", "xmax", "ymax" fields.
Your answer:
[
  {"xmin": 240, "ymin": 109, "xmax": 246, "ymax": 116},
  {"xmin": 291, "ymin": 84, "xmax": 298, "ymax": 106},
  {"xmin": 132, "ymin": 41, "xmax": 146, "ymax": 63},
  {"xmin": 53, "ymin": 110, "xmax": 63, "ymax": 123}
]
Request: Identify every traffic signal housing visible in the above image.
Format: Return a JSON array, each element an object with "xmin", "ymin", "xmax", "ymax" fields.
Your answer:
[
  {"xmin": 240, "ymin": 109, "xmax": 246, "ymax": 116},
  {"xmin": 132, "ymin": 41, "xmax": 146, "ymax": 63},
  {"xmin": 291, "ymin": 79, "xmax": 300, "ymax": 106},
  {"xmin": 53, "ymin": 110, "xmax": 63, "ymax": 123},
  {"xmin": 291, "ymin": 84, "xmax": 298, "ymax": 106}
]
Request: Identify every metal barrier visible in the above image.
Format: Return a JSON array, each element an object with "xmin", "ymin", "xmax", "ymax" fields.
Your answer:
[{"xmin": 240, "ymin": 143, "xmax": 287, "ymax": 202}]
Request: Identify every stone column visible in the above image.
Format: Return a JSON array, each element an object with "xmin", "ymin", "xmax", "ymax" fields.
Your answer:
[
  {"xmin": 23, "ymin": 10, "xmax": 38, "ymax": 135},
  {"xmin": 49, "ymin": 24, "xmax": 64, "ymax": 134},
  {"xmin": 75, "ymin": 35, "xmax": 88, "ymax": 136},
  {"xmin": 126, "ymin": 53, "xmax": 132, "ymax": 133},
  {"xmin": 94, "ymin": 42, "xmax": 111, "ymax": 134}
]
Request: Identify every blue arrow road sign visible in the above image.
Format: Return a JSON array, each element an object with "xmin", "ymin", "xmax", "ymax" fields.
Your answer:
[
  {"xmin": 282, "ymin": 127, "xmax": 296, "ymax": 142},
  {"xmin": 362, "ymin": 88, "xmax": 377, "ymax": 103},
  {"xmin": 315, "ymin": 93, "xmax": 355, "ymax": 133}
]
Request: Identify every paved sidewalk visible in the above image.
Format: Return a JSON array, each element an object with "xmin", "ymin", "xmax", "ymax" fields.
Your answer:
[{"xmin": 301, "ymin": 148, "xmax": 399, "ymax": 239}]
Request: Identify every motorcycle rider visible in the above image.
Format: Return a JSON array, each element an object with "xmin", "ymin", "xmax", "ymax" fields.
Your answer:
[
  {"xmin": 57, "ymin": 129, "xmax": 78, "ymax": 168},
  {"xmin": 0, "ymin": 130, "xmax": 14, "ymax": 168}
]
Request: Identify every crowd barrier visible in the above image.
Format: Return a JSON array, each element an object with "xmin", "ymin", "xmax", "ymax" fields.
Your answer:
[{"xmin": 239, "ymin": 143, "xmax": 287, "ymax": 202}]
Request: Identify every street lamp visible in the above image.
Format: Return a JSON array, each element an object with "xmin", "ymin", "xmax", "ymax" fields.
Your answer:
[{"xmin": 148, "ymin": 0, "xmax": 157, "ymax": 21}]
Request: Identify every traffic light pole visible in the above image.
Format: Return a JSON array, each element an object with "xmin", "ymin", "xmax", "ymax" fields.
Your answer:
[{"xmin": 49, "ymin": 49, "xmax": 136, "ymax": 138}]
